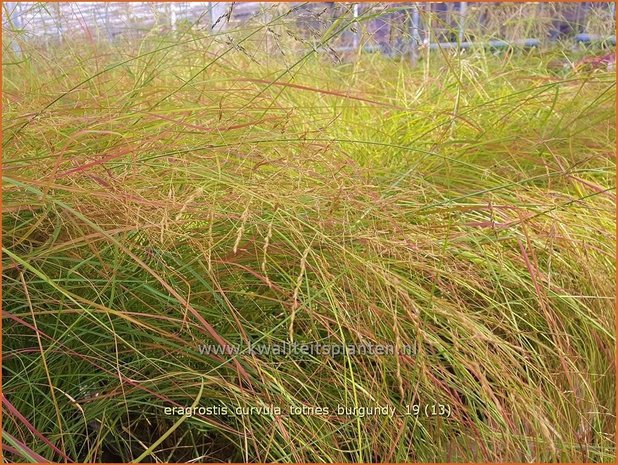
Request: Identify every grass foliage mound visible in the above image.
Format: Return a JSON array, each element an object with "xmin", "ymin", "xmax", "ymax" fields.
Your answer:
[{"xmin": 2, "ymin": 12, "xmax": 616, "ymax": 463}]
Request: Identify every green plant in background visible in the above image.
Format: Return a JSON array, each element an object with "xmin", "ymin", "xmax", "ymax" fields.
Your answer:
[{"xmin": 2, "ymin": 3, "xmax": 616, "ymax": 463}]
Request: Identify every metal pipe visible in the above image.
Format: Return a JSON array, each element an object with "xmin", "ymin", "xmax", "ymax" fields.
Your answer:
[
  {"xmin": 170, "ymin": 3, "xmax": 177, "ymax": 31},
  {"xmin": 352, "ymin": 3, "xmax": 359, "ymax": 50},
  {"xmin": 428, "ymin": 38, "xmax": 540, "ymax": 50},
  {"xmin": 458, "ymin": 2, "xmax": 467, "ymax": 44},
  {"xmin": 410, "ymin": 3, "xmax": 420, "ymax": 66}
]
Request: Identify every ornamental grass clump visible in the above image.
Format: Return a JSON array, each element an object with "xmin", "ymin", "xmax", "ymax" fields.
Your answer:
[{"xmin": 2, "ymin": 6, "xmax": 616, "ymax": 463}]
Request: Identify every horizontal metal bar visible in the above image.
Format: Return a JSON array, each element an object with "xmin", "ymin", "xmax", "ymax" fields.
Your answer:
[{"xmin": 328, "ymin": 35, "xmax": 615, "ymax": 55}]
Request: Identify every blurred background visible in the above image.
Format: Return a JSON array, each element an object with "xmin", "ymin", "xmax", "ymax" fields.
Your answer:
[{"xmin": 3, "ymin": 2, "xmax": 616, "ymax": 61}]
